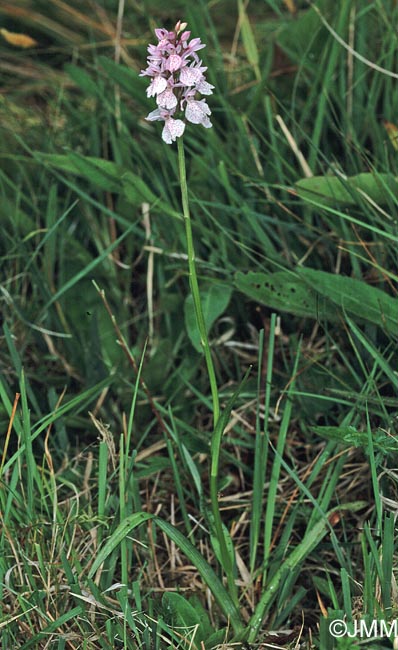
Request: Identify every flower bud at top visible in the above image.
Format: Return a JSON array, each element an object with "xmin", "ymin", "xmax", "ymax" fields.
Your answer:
[{"xmin": 175, "ymin": 20, "xmax": 188, "ymax": 34}]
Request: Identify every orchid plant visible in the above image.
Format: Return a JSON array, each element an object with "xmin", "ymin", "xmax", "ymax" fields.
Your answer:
[{"xmin": 141, "ymin": 20, "xmax": 241, "ymax": 610}]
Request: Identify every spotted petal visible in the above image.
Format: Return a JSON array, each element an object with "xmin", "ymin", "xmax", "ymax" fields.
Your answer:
[
  {"xmin": 180, "ymin": 67, "xmax": 203, "ymax": 86},
  {"xmin": 162, "ymin": 118, "xmax": 185, "ymax": 144},
  {"xmin": 185, "ymin": 99, "xmax": 211, "ymax": 125},
  {"xmin": 196, "ymin": 79, "xmax": 214, "ymax": 96},
  {"xmin": 147, "ymin": 75, "xmax": 167, "ymax": 97},
  {"xmin": 166, "ymin": 54, "xmax": 182, "ymax": 72},
  {"xmin": 157, "ymin": 87, "xmax": 178, "ymax": 110}
]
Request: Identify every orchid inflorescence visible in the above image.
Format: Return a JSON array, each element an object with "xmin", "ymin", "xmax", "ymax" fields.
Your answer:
[{"xmin": 141, "ymin": 20, "xmax": 214, "ymax": 144}]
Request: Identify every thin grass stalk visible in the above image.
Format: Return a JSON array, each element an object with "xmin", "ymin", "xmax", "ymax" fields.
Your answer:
[
  {"xmin": 250, "ymin": 327, "xmax": 265, "ymax": 573},
  {"xmin": 361, "ymin": 541, "xmax": 373, "ymax": 616},
  {"xmin": 126, "ymin": 342, "xmax": 147, "ymax": 463},
  {"xmin": 20, "ymin": 370, "xmax": 35, "ymax": 518},
  {"xmin": 366, "ymin": 406, "xmax": 382, "ymax": 533},
  {"xmin": 341, "ymin": 567, "xmax": 352, "ymax": 621},
  {"xmin": 262, "ymin": 342, "xmax": 301, "ymax": 584},
  {"xmin": 308, "ymin": 1, "xmax": 352, "ymax": 169},
  {"xmin": 250, "ymin": 315, "xmax": 276, "ymax": 572},
  {"xmin": 119, "ymin": 433, "xmax": 128, "ymax": 598},
  {"xmin": 381, "ymin": 513, "xmax": 394, "ymax": 613},
  {"xmin": 165, "ymin": 437, "xmax": 193, "ymax": 538},
  {"xmin": 97, "ymin": 441, "xmax": 108, "ymax": 547}
]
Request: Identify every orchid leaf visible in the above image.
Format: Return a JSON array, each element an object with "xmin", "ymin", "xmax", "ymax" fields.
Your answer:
[
  {"xmin": 296, "ymin": 172, "xmax": 398, "ymax": 206},
  {"xmin": 184, "ymin": 283, "xmax": 232, "ymax": 353}
]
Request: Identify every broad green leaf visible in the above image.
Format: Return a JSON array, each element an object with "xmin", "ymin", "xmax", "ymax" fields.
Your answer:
[
  {"xmin": 162, "ymin": 592, "xmax": 213, "ymax": 645},
  {"xmin": 188, "ymin": 595, "xmax": 214, "ymax": 641},
  {"xmin": 162, "ymin": 591, "xmax": 199, "ymax": 628},
  {"xmin": 234, "ymin": 270, "xmax": 338, "ymax": 321},
  {"xmin": 297, "ymin": 268, "xmax": 398, "ymax": 336},
  {"xmin": 277, "ymin": 0, "xmax": 327, "ymax": 62},
  {"xmin": 184, "ymin": 283, "xmax": 233, "ymax": 353},
  {"xmin": 235, "ymin": 269, "xmax": 398, "ymax": 335},
  {"xmin": 296, "ymin": 172, "xmax": 398, "ymax": 206},
  {"xmin": 121, "ymin": 170, "xmax": 158, "ymax": 206}
]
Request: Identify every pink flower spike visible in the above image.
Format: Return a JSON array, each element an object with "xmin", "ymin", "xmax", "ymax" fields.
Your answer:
[
  {"xmin": 162, "ymin": 118, "xmax": 185, "ymax": 144},
  {"xmin": 143, "ymin": 21, "xmax": 214, "ymax": 143}
]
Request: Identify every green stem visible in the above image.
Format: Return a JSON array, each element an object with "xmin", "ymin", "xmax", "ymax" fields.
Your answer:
[
  {"xmin": 177, "ymin": 138, "xmax": 238, "ymax": 602},
  {"xmin": 177, "ymin": 137, "xmax": 220, "ymax": 426}
]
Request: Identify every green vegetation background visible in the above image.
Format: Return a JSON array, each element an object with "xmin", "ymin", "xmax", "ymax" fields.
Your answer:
[{"xmin": 1, "ymin": 1, "xmax": 398, "ymax": 648}]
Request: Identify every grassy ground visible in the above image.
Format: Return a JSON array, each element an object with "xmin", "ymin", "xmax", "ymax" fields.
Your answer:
[{"xmin": 1, "ymin": 0, "xmax": 398, "ymax": 648}]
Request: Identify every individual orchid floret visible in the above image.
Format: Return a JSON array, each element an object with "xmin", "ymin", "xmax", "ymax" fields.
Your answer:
[
  {"xmin": 157, "ymin": 86, "xmax": 178, "ymax": 110},
  {"xmin": 185, "ymin": 98, "xmax": 212, "ymax": 128},
  {"xmin": 141, "ymin": 21, "xmax": 214, "ymax": 144},
  {"xmin": 146, "ymin": 108, "xmax": 186, "ymax": 144},
  {"xmin": 147, "ymin": 75, "xmax": 167, "ymax": 98}
]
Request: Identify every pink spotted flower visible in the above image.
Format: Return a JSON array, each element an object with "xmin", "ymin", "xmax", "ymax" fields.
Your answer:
[{"xmin": 140, "ymin": 20, "xmax": 214, "ymax": 144}]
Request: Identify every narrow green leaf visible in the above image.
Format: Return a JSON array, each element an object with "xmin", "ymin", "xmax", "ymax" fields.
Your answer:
[
  {"xmin": 98, "ymin": 56, "xmax": 148, "ymax": 100},
  {"xmin": 312, "ymin": 425, "xmax": 398, "ymax": 455},
  {"xmin": 88, "ymin": 512, "xmax": 152, "ymax": 579},
  {"xmin": 162, "ymin": 591, "xmax": 213, "ymax": 644},
  {"xmin": 246, "ymin": 502, "xmax": 367, "ymax": 643},
  {"xmin": 88, "ymin": 513, "xmax": 244, "ymax": 635},
  {"xmin": 65, "ymin": 63, "xmax": 100, "ymax": 96},
  {"xmin": 35, "ymin": 152, "xmax": 122, "ymax": 191},
  {"xmin": 18, "ymin": 606, "xmax": 83, "ymax": 649},
  {"xmin": 238, "ymin": 0, "xmax": 260, "ymax": 77}
]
